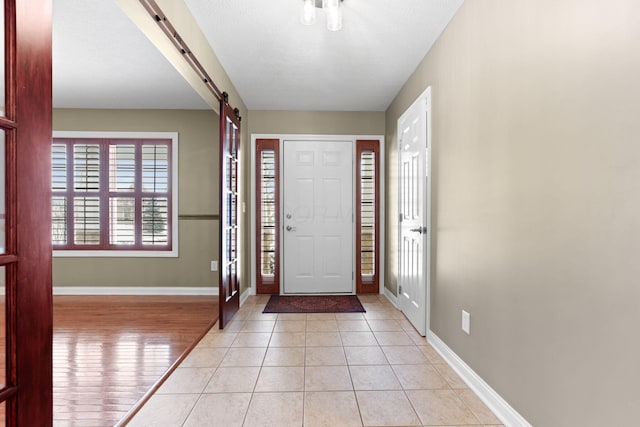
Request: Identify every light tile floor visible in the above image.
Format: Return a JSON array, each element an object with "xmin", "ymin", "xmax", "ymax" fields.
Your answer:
[{"xmin": 129, "ymin": 294, "xmax": 504, "ymax": 427}]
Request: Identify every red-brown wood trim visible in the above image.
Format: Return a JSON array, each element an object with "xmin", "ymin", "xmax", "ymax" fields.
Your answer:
[
  {"xmin": 133, "ymin": 141, "xmax": 144, "ymax": 248},
  {"xmin": 99, "ymin": 139, "xmax": 110, "ymax": 247},
  {"xmin": 255, "ymin": 139, "xmax": 280, "ymax": 295},
  {"xmin": 218, "ymin": 100, "xmax": 241, "ymax": 328},
  {"xmin": 64, "ymin": 141, "xmax": 74, "ymax": 247},
  {"xmin": 0, "ymin": 117, "xmax": 16, "ymax": 129},
  {"xmin": 4, "ymin": 0, "xmax": 15, "ymax": 123},
  {"xmin": 0, "ymin": 254, "xmax": 17, "ymax": 266},
  {"xmin": 0, "ymin": 386, "xmax": 17, "ymax": 403},
  {"xmin": 4, "ymin": 2, "xmax": 19, "ymax": 419},
  {"xmin": 356, "ymin": 140, "xmax": 380, "ymax": 294},
  {"xmin": 13, "ymin": 0, "xmax": 54, "ymax": 424}
]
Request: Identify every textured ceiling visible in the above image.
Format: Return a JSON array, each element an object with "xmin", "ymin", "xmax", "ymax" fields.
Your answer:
[
  {"xmin": 53, "ymin": 0, "xmax": 463, "ymax": 112},
  {"xmin": 184, "ymin": 0, "xmax": 464, "ymax": 111},
  {"xmin": 53, "ymin": 0, "xmax": 210, "ymax": 110}
]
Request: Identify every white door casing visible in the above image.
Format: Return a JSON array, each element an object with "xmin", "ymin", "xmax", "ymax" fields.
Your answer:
[
  {"xmin": 397, "ymin": 87, "xmax": 431, "ymax": 336},
  {"xmin": 282, "ymin": 140, "xmax": 354, "ymax": 294}
]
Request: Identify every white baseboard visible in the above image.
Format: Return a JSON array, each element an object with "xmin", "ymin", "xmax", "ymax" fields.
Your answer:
[
  {"xmin": 427, "ymin": 331, "xmax": 532, "ymax": 427},
  {"xmin": 53, "ymin": 286, "xmax": 219, "ymax": 296},
  {"xmin": 383, "ymin": 286, "xmax": 399, "ymax": 308},
  {"xmin": 240, "ymin": 287, "xmax": 252, "ymax": 306}
]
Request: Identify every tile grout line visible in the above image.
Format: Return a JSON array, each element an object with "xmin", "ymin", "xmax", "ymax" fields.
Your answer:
[
  {"xmin": 343, "ymin": 335, "xmax": 367, "ymax": 427},
  {"xmin": 131, "ymin": 296, "xmax": 500, "ymax": 426}
]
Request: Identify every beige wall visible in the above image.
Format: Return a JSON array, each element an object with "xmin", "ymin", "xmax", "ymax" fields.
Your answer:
[
  {"xmin": 385, "ymin": 0, "xmax": 640, "ymax": 425},
  {"xmin": 53, "ymin": 109, "xmax": 220, "ymax": 288},
  {"xmin": 114, "ymin": 0, "xmax": 252, "ymax": 294},
  {"xmin": 247, "ymin": 110, "xmax": 385, "ymax": 136}
]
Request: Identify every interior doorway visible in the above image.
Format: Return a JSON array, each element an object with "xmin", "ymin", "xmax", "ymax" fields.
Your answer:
[
  {"xmin": 397, "ymin": 87, "xmax": 432, "ymax": 336},
  {"xmin": 282, "ymin": 139, "xmax": 353, "ymax": 294}
]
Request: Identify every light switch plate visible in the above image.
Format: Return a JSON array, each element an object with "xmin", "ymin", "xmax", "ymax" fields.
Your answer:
[
  {"xmin": 211, "ymin": 260, "xmax": 218, "ymax": 271},
  {"xmin": 462, "ymin": 310, "xmax": 470, "ymax": 334}
]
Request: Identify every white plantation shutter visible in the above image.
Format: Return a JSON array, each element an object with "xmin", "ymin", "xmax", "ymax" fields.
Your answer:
[
  {"xmin": 260, "ymin": 149, "xmax": 277, "ymax": 276},
  {"xmin": 109, "ymin": 144, "xmax": 135, "ymax": 192},
  {"xmin": 142, "ymin": 197, "xmax": 168, "ymax": 245},
  {"xmin": 142, "ymin": 145, "xmax": 169, "ymax": 192},
  {"xmin": 360, "ymin": 150, "xmax": 376, "ymax": 276},
  {"xmin": 73, "ymin": 144, "xmax": 100, "ymax": 191},
  {"xmin": 73, "ymin": 144, "xmax": 101, "ymax": 245}
]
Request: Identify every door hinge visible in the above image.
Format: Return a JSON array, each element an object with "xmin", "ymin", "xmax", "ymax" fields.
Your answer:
[
  {"xmin": 352, "ymin": 271, "xmax": 355, "ymax": 280},
  {"xmin": 399, "ymin": 285, "xmax": 403, "ymax": 294},
  {"xmin": 399, "ymin": 214, "xmax": 403, "ymax": 222}
]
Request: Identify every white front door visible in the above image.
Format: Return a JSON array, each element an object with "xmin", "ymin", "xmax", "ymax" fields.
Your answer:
[
  {"xmin": 282, "ymin": 140, "xmax": 353, "ymax": 294},
  {"xmin": 398, "ymin": 88, "xmax": 431, "ymax": 336}
]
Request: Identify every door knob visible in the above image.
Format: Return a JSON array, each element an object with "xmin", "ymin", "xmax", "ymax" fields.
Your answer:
[
  {"xmin": 410, "ymin": 226, "xmax": 427, "ymax": 234},
  {"xmin": 286, "ymin": 225, "xmax": 296, "ymax": 231}
]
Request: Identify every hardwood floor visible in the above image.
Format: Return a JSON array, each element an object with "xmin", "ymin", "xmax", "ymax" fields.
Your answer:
[{"xmin": 50, "ymin": 295, "xmax": 217, "ymax": 427}]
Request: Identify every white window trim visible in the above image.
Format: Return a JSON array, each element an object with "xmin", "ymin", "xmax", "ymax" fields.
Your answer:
[{"xmin": 52, "ymin": 130, "xmax": 179, "ymax": 258}]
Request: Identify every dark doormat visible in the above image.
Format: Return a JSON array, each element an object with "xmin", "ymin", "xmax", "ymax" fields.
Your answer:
[{"xmin": 263, "ymin": 295, "xmax": 366, "ymax": 313}]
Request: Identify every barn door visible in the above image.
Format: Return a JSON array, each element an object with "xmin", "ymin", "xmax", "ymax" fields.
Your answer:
[{"xmin": 218, "ymin": 97, "xmax": 241, "ymax": 328}]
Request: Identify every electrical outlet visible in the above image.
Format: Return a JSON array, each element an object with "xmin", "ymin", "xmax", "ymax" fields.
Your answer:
[
  {"xmin": 211, "ymin": 261, "xmax": 218, "ymax": 271},
  {"xmin": 462, "ymin": 310, "xmax": 470, "ymax": 334}
]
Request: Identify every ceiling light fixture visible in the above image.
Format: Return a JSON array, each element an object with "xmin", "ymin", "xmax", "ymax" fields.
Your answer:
[{"xmin": 301, "ymin": 0, "xmax": 343, "ymax": 31}]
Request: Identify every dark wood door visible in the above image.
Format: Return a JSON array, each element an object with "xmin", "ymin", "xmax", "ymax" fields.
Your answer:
[
  {"xmin": 218, "ymin": 98, "xmax": 241, "ymax": 328},
  {"xmin": 0, "ymin": 0, "xmax": 53, "ymax": 425}
]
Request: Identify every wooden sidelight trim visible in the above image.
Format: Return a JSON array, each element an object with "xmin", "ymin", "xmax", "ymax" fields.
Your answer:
[
  {"xmin": 356, "ymin": 140, "xmax": 380, "ymax": 294},
  {"xmin": 255, "ymin": 139, "xmax": 280, "ymax": 294}
]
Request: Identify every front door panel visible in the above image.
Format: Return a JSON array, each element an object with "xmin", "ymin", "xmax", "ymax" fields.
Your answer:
[{"xmin": 283, "ymin": 140, "xmax": 353, "ymax": 294}]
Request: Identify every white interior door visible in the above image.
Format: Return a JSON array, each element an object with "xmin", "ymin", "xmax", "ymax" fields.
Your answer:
[
  {"xmin": 398, "ymin": 89, "xmax": 431, "ymax": 336},
  {"xmin": 283, "ymin": 140, "xmax": 353, "ymax": 294}
]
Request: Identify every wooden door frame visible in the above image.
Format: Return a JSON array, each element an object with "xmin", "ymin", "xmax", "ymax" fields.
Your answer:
[
  {"xmin": 249, "ymin": 134, "xmax": 385, "ymax": 297},
  {"xmin": 0, "ymin": 0, "xmax": 54, "ymax": 424}
]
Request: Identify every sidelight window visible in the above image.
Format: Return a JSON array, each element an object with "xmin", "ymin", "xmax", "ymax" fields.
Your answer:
[
  {"xmin": 356, "ymin": 140, "xmax": 380, "ymax": 293},
  {"xmin": 255, "ymin": 139, "xmax": 280, "ymax": 294}
]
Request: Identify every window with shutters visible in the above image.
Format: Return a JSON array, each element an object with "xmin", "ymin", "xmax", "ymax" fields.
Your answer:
[{"xmin": 51, "ymin": 132, "xmax": 178, "ymax": 257}]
